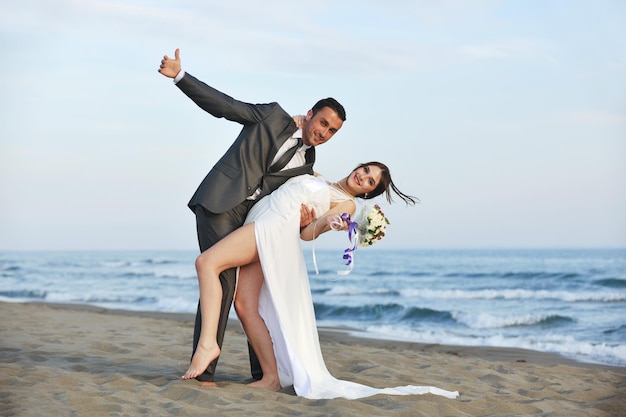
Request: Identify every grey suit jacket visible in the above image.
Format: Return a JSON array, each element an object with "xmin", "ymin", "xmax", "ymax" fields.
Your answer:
[{"xmin": 177, "ymin": 73, "xmax": 315, "ymax": 214}]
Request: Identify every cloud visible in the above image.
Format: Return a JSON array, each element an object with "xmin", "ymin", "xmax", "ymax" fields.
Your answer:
[
  {"xmin": 567, "ymin": 110, "xmax": 626, "ymax": 126},
  {"xmin": 0, "ymin": 0, "xmax": 508, "ymax": 78},
  {"xmin": 458, "ymin": 38, "xmax": 549, "ymax": 60}
]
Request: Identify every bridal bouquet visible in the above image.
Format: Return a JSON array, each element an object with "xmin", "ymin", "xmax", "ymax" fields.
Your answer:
[
  {"xmin": 316, "ymin": 205, "xmax": 390, "ymax": 275},
  {"xmin": 331, "ymin": 205, "xmax": 389, "ymax": 275},
  {"xmin": 352, "ymin": 204, "xmax": 390, "ymax": 247}
]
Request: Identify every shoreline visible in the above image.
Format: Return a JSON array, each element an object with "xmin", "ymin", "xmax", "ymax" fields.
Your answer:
[
  {"xmin": 2, "ymin": 301, "xmax": 625, "ymax": 416},
  {"xmin": 17, "ymin": 300, "xmax": 626, "ymax": 372}
]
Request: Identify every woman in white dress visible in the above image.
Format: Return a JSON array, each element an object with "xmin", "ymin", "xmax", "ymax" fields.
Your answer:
[{"xmin": 181, "ymin": 162, "xmax": 459, "ymax": 400}]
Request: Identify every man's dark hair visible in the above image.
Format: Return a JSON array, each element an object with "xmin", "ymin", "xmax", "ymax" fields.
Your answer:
[{"xmin": 311, "ymin": 97, "xmax": 346, "ymax": 121}]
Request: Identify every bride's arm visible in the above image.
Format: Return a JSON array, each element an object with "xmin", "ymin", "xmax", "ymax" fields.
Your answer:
[{"xmin": 300, "ymin": 200, "xmax": 356, "ymax": 241}]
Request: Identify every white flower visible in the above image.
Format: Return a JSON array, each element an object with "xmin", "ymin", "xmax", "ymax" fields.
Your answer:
[{"xmin": 353, "ymin": 204, "xmax": 389, "ymax": 247}]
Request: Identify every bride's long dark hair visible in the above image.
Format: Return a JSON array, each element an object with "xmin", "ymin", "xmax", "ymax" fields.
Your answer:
[{"xmin": 354, "ymin": 162, "xmax": 419, "ymax": 205}]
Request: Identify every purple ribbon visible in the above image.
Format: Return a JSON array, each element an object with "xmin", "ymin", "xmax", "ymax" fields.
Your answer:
[{"xmin": 341, "ymin": 213, "xmax": 358, "ymax": 266}]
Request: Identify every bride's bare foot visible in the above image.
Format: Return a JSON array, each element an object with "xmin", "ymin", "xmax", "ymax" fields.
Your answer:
[
  {"xmin": 248, "ymin": 377, "xmax": 281, "ymax": 392},
  {"xmin": 199, "ymin": 381, "xmax": 217, "ymax": 388},
  {"xmin": 181, "ymin": 344, "xmax": 220, "ymax": 380}
]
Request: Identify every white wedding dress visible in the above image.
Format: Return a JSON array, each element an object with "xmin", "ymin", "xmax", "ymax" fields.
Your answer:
[{"xmin": 243, "ymin": 175, "xmax": 459, "ymax": 400}]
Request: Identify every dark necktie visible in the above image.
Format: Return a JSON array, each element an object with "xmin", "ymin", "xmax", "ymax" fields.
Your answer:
[{"xmin": 270, "ymin": 138, "xmax": 303, "ymax": 172}]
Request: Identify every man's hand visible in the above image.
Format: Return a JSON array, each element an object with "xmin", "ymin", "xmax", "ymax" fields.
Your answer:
[
  {"xmin": 299, "ymin": 204, "xmax": 315, "ymax": 229},
  {"xmin": 158, "ymin": 48, "xmax": 182, "ymax": 78}
]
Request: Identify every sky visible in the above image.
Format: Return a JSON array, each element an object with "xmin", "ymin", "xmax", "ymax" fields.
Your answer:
[{"xmin": 1, "ymin": 0, "xmax": 625, "ymax": 251}]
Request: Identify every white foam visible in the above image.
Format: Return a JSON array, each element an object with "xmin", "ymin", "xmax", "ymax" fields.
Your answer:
[{"xmin": 355, "ymin": 324, "xmax": 626, "ymax": 367}]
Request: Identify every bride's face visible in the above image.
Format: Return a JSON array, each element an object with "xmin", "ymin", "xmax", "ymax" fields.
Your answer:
[{"xmin": 347, "ymin": 165, "xmax": 382, "ymax": 194}]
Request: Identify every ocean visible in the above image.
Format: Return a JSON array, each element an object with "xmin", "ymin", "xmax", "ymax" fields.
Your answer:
[{"xmin": 1, "ymin": 248, "xmax": 625, "ymax": 367}]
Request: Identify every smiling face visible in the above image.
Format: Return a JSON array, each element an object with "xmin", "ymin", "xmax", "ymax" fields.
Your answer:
[
  {"xmin": 346, "ymin": 164, "xmax": 383, "ymax": 196},
  {"xmin": 300, "ymin": 107, "xmax": 344, "ymax": 147}
]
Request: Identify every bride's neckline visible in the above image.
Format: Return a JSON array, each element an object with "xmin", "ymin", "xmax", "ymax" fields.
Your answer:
[{"xmin": 330, "ymin": 181, "xmax": 353, "ymax": 198}]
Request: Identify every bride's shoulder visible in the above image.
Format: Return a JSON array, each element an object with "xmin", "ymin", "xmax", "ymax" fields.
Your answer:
[
  {"xmin": 288, "ymin": 173, "xmax": 319, "ymax": 183},
  {"xmin": 289, "ymin": 174, "xmax": 328, "ymax": 193},
  {"xmin": 312, "ymin": 172, "xmax": 329, "ymax": 182}
]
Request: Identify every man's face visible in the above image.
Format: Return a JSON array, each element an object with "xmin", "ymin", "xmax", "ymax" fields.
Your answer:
[{"xmin": 301, "ymin": 107, "xmax": 343, "ymax": 147}]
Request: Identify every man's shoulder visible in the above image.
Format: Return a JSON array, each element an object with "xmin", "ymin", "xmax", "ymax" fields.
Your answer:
[
  {"xmin": 264, "ymin": 101, "xmax": 290, "ymax": 117},
  {"xmin": 256, "ymin": 102, "xmax": 294, "ymax": 126}
]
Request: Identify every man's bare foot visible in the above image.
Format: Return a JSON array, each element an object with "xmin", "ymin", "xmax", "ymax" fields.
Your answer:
[
  {"xmin": 248, "ymin": 377, "xmax": 281, "ymax": 392},
  {"xmin": 181, "ymin": 344, "xmax": 220, "ymax": 380},
  {"xmin": 199, "ymin": 381, "xmax": 217, "ymax": 388}
]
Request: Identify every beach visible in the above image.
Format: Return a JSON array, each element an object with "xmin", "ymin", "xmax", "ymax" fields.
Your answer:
[{"xmin": 1, "ymin": 302, "xmax": 624, "ymax": 416}]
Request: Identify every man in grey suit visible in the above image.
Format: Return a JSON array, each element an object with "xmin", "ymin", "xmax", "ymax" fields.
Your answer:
[{"xmin": 158, "ymin": 49, "xmax": 346, "ymax": 385}]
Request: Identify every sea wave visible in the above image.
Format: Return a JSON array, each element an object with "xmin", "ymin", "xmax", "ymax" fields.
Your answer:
[
  {"xmin": 142, "ymin": 257, "xmax": 179, "ymax": 265},
  {"xmin": 322, "ymin": 286, "xmax": 400, "ymax": 297},
  {"xmin": 314, "ymin": 302, "xmax": 406, "ymax": 321},
  {"xmin": 314, "ymin": 302, "xmax": 454, "ymax": 324},
  {"xmin": 120, "ymin": 272, "xmax": 156, "ymax": 278},
  {"xmin": 100, "ymin": 260, "xmax": 132, "ymax": 268},
  {"xmin": 358, "ymin": 325, "xmax": 626, "ymax": 367},
  {"xmin": 602, "ymin": 324, "xmax": 626, "ymax": 342},
  {"xmin": 595, "ymin": 278, "xmax": 626, "ymax": 288},
  {"xmin": 452, "ymin": 311, "xmax": 575, "ymax": 329},
  {"xmin": 1, "ymin": 265, "xmax": 21, "ymax": 272},
  {"xmin": 0, "ymin": 289, "xmax": 47, "ymax": 300},
  {"xmin": 400, "ymin": 306, "xmax": 454, "ymax": 322},
  {"xmin": 43, "ymin": 292, "xmax": 159, "ymax": 305},
  {"xmin": 441, "ymin": 271, "xmax": 582, "ymax": 280},
  {"xmin": 400, "ymin": 288, "xmax": 626, "ymax": 303}
]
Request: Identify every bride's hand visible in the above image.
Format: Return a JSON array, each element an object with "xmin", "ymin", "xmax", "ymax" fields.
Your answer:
[
  {"xmin": 292, "ymin": 115, "xmax": 306, "ymax": 128},
  {"xmin": 328, "ymin": 213, "xmax": 349, "ymax": 231},
  {"xmin": 299, "ymin": 204, "xmax": 315, "ymax": 228}
]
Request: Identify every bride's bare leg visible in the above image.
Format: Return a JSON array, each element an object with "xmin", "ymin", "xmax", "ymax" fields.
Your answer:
[
  {"xmin": 235, "ymin": 262, "xmax": 281, "ymax": 391},
  {"xmin": 182, "ymin": 223, "xmax": 260, "ymax": 381}
]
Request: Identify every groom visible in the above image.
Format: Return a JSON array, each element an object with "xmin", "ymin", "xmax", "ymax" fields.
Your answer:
[{"xmin": 158, "ymin": 49, "xmax": 346, "ymax": 385}]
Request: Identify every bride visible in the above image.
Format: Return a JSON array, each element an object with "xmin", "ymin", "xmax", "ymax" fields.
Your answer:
[{"xmin": 181, "ymin": 162, "xmax": 459, "ymax": 400}]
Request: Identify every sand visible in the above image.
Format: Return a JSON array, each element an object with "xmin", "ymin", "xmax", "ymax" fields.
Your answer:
[{"xmin": 1, "ymin": 301, "xmax": 624, "ymax": 416}]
